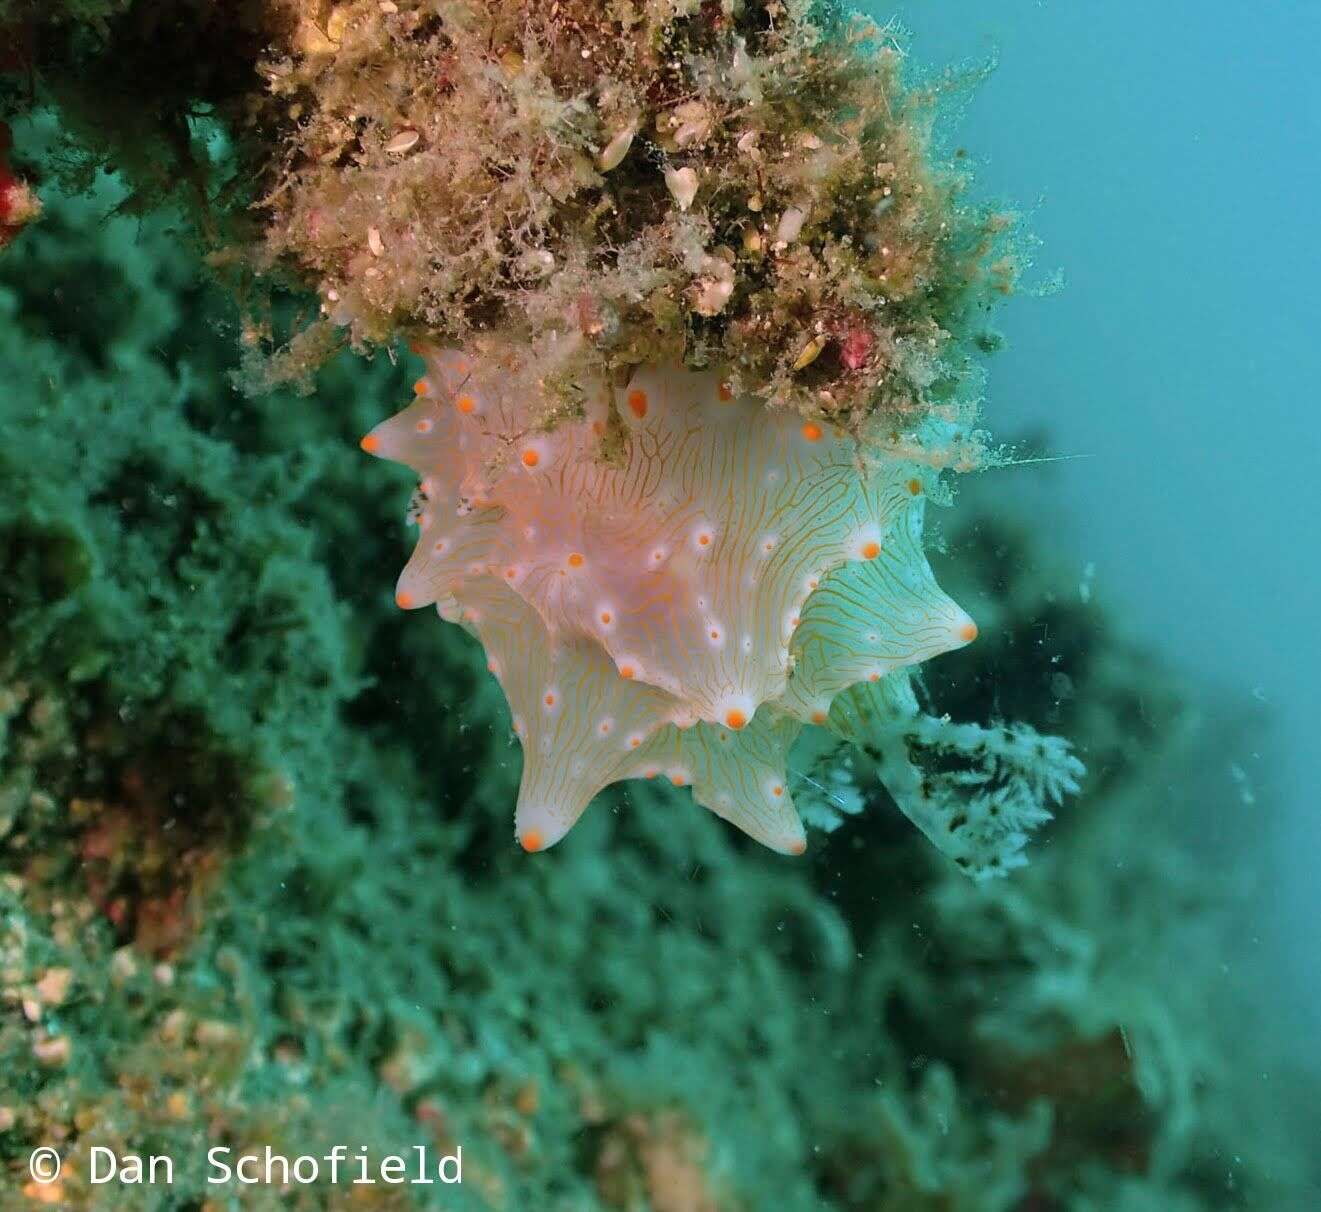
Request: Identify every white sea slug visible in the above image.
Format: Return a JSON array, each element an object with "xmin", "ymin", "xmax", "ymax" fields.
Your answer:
[{"xmin": 362, "ymin": 345, "xmax": 982, "ymax": 856}]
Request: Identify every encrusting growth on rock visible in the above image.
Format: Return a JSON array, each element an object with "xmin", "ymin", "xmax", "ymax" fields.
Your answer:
[{"xmin": 255, "ymin": 0, "xmax": 1017, "ymax": 431}]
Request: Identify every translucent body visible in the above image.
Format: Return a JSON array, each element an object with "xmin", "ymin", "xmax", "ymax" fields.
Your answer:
[{"xmin": 363, "ymin": 348, "xmax": 975, "ymax": 853}]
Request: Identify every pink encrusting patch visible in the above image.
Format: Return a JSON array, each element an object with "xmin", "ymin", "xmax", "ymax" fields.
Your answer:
[{"xmin": 361, "ymin": 346, "xmax": 975, "ymax": 852}]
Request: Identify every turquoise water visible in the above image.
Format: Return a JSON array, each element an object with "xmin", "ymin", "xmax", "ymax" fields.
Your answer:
[{"xmin": 893, "ymin": 0, "xmax": 1321, "ymax": 1039}]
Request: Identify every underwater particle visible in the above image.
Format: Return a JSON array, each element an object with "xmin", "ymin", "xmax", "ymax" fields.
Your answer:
[{"xmin": 362, "ymin": 346, "xmax": 982, "ymax": 855}]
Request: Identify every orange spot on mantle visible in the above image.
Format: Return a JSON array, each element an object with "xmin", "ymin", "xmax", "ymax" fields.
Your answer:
[
  {"xmin": 724, "ymin": 708, "xmax": 747, "ymax": 730},
  {"xmin": 628, "ymin": 389, "xmax": 648, "ymax": 418},
  {"xmin": 521, "ymin": 830, "xmax": 544, "ymax": 853}
]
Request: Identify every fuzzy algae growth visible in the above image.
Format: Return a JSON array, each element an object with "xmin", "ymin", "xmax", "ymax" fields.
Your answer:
[{"xmin": 255, "ymin": 0, "xmax": 1014, "ymax": 432}]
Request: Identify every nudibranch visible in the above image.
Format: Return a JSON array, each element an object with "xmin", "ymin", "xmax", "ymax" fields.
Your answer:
[{"xmin": 363, "ymin": 344, "xmax": 979, "ymax": 855}]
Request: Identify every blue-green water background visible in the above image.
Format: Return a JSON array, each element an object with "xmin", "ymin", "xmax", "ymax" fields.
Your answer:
[{"xmin": 888, "ymin": 1, "xmax": 1321, "ymax": 1041}]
